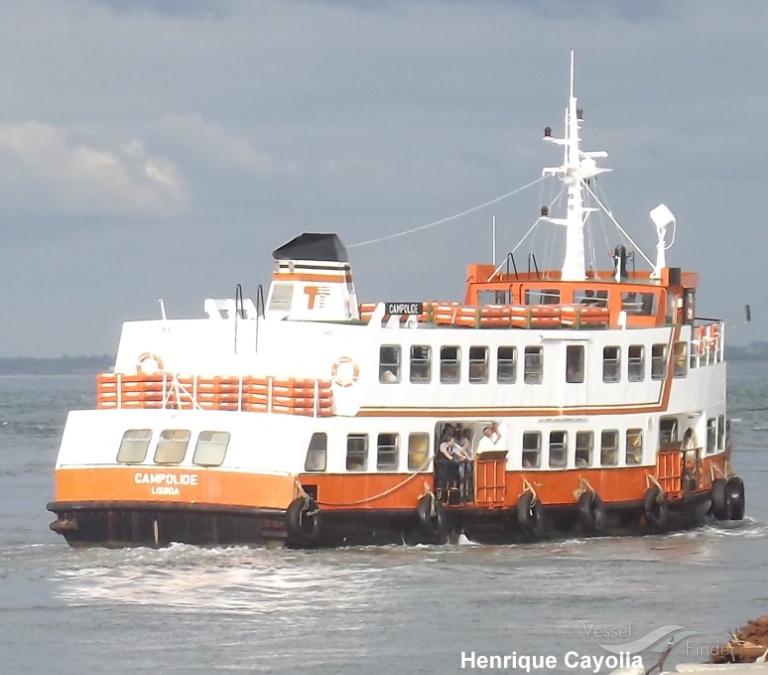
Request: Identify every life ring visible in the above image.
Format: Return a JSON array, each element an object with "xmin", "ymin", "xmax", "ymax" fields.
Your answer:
[
  {"xmin": 516, "ymin": 492, "xmax": 544, "ymax": 539},
  {"xmin": 578, "ymin": 491, "xmax": 606, "ymax": 535},
  {"xmin": 694, "ymin": 326, "xmax": 706, "ymax": 355},
  {"xmin": 726, "ymin": 476, "xmax": 745, "ymax": 521},
  {"xmin": 285, "ymin": 497, "xmax": 322, "ymax": 546},
  {"xmin": 137, "ymin": 352, "xmax": 164, "ymax": 374},
  {"xmin": 643, "ymin": 486, "xmax": 669, "ymax": 532},
  {"xmin": 707, "ymin": 324, "xmax": 721, "ymax": 353},
  {"xmin": 331, "ymin": 356, "xmax": 360, "ymax": 387},
  {"xmin": 416, "ymin": 494, "xmax": 448, "ymax": 543},
  {"xmin": 710, "ymin": 478, "xmax": 729, "ymax": 520}
]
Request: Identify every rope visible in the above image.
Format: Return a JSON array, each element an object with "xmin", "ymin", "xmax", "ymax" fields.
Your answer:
[
  {"xmin": 645, "ymin": 472, "xmax": 664, "ymax": 495},
  {"xmin": 347, "ymin": 177, "xmax": 546, "ymax": 249},
  {"xmin": 521, "ymin": 477, "xmax": 538, "ymax": 505},
  {"xmin": 314, "ymin": 459, "xmax": 432, "ymax": 507},
  {"xmin": 710, "ymin": 462, "xmax": 727, "ymax": 482},
  {"xmin": 574, "ymin": 476, "xmax": 595, "ymax": 499},
  {"xmin": 294, "ymin": 481, "xmax": 318, "ymax": 516}
]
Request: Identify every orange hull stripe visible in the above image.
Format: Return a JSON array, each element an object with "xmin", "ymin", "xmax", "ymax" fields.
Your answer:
[
  {"xmin": 300, "ymin": 452, "xmax": 725, "ymax": 510},
  {"xmin": 54, "ymin": 467, "xmax": 295, "ymax": 509}
]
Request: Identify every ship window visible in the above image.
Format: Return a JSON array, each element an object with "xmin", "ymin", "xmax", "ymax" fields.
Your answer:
[
  {"xmin": 626, "ymin": 429, "xmax": 643, "ymax": 465},
  {"xmin": 440, "ymin": 346, "xmax": 461, "ymax": 383},
  {"xmin": 346, "ymin": 434, "xmax": 368, "ymax": 471},
  {"xmin": 303, "ymin": 432, "xmax": 327, "ymax": 472},
  {"xmin": 478, "ymin": 289, "xmax": 511, "ymax": 305},
  {"xmin": 154, "ymin": 429, "xmax": 191, "ymax": 464},
  {"xmin": 717, "ymin": 414, "xmax": 725, "ymax": 450},
  {"xmin": 410, "ymin": 345, "xmax": 431, "ymax": 383},
  {"xmin": 469, "ymin": 346, "xmax": 489, "ymax": 384},
  {"xmin": 574, "ymin": 289, "xmax": 608, "ymax": 307},
  {"xmin": 566, "ymin": 345, "xmax": 584, "ymax": 383},
  {"xmin": 575, "ymin": 431, "xmax": 593, "ymax": 467},
  {"xmin": 622, "ymin": 292, "xmax": 656, "ymax": 316},
  {"xmin": 628, "ymin": 345, "xmax": 645, "ymax": 382},
  {"xmin": 524, "ymin": 346, "xmax": 543, "ymax": 384},
  {"xmin": 600, "ymin": 430, "xmax": 619, "ymax": 466},
  {"xmin": 525, "ymin": 288, "xmax": 560, "ymax": 305},
  {"xmin": 377, "ymin": 433, "xmax": 399, "ymax": 471},
  {"xmin": 497, "ymin": 346, "xmax": 517, "ymax": 383},
  {"xmin": 651, "ymin": 343, "xmax": 667, "ymax": 380},
  {"xmin": 408, "ymin": 433, "xmax": 430, "ymax": 471},
  {"xmin": 192, "ymin": 431, "xmax": 230, "ymax": 467},
  {"xmin": 522, "ymin": 431, "xmax": 541, "ymax": 468},
  {"xmin": 673, "ymin": 341, "xmax": 688, "ymax": 378},
  {"xmin": 706, "ymin": 418, "xmax": 717, "ymax": 455},
  {"xmin": 379, "ymin": 345, "xmax": 401, "ymax": 383},
  {"xmin": 659, "ymin": 417, "xmax": 678, "ymax": 444},
  {"xmin": 116, "ymin": 428, "xmax": 152, "ymax": 463},
  {"xmin": 549, "ymin": 431, "xmax": 567, "ymax": 468},
  {"xmin": 602, "ymin": 346, "xmax": 621, "ymax": 383}
]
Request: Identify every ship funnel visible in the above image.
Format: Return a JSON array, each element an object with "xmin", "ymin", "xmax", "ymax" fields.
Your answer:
[{"xmin": 265, "ymin": 233, "xmax": 359, "ymax": 321}]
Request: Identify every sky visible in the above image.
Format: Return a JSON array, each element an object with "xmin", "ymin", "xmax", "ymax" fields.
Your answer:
[{"xmin": 0, "ymin": 0, "xmax": 766, "ymax": 357}]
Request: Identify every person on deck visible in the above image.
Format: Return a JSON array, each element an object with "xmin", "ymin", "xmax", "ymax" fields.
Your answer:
[{"xmin": 476, "ymin": 422, "xmax": 502, "ymax": 454}]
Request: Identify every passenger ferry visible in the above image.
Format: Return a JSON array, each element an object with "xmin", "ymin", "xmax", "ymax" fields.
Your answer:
[{"xmin": 48, "ymin": 55, "xmax": 745, "ymax": 547}]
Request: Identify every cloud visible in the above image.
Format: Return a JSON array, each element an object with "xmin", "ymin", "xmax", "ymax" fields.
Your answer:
[
  {"xmin": 151, "ymin": 113, "xmax": 282, "ymax": 175},
  {"xmin": 0, "ymin": 121, "xmax": 186, "ymax": 217},
  {"xmin": 84, "ymin": 0, "xmax": 227, "ymax": 18}
]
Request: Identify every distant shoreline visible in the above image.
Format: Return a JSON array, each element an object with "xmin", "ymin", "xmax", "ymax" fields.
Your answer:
[
  {"xmin": 1, "ymin": 343, "xmax": 766, "ymax": 376},
  {"xmin": 0, "ymin": 355, "xmax": 112, "ymax": 376}
]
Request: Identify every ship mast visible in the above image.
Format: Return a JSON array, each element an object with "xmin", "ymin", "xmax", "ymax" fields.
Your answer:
[{"xmin": 542, "ymin": 51, "xmax": 610, "ymax": 281}]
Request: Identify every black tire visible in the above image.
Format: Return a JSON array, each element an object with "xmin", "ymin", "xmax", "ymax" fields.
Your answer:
[
  {"xmin": 416, "ymin": 494, "xmax": 448, "ymax": 543},
  {"xmin": 643, "ymin": 486, "xmax": 669, "ymax": 532},
  {"xmin": 710, "ymin": 478, "xmax": 730, "ymax": 520},
  {"xmin": 726, "ymin": 476, "xmax": 746, "ymax": 521},
  {"xmin": 285, "ymin": 497, "xmax": 322, "ymax": 546},
  {"xmin": 578, "ymin": 492, "xmax": 606, "ymax": 535},
  {"xmin": 516, "ymin": 492, "xmax": 544, "ymax": 539}
]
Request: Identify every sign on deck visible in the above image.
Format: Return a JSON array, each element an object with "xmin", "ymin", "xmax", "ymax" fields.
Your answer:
[{"xmin": 385, "ymin": 302, "xmax": 423, "ymax": 315}]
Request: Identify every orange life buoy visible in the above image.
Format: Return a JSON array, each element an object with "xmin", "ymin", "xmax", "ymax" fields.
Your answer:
[
  {"xmin": 707, "ymin": 324, "xmax": 720, "ymax": 353},
  {"xmin": 694, "ymin": 326, "xmax": 707, "ymax": 355},
  {"xmin": 331, "ymin": 356, "xmax": 359, "ymax": 387},
  {"xmin": 137, "ymin": 352, "xmax": 164, "ymax": 374}
]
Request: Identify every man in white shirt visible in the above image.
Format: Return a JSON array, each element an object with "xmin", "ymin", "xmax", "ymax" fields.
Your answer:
[{"xmin": 476, "ymin": 422, "xmax": 502, "ymax": 454}]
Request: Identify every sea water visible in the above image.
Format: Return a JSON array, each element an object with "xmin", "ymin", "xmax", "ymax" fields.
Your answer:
[{"xmin": 0, "ymin": 363, "xmax": 766, "ymax": 674}]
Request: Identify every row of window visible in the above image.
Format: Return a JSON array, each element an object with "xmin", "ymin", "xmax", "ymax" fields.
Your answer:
[
  {"xmin": 380, "ymin": 342, "xmax": 691, "ymax": 385},
  {"xmin": 114, "ymin": 414, "xmax": 726, "ymax": 472},
  {"xmin": 304, "ymin": 416, "xmax": 726, "ymax": 473},
  {"xmin": 116, "ymin": 429, "xmax": 230, "ymax": 467}
]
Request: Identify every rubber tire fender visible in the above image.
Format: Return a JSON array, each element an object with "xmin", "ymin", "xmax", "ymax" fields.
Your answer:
[
  {"xmin": 726, "ymin": 476, "xmax": 746, "ymax": 521},
  {"xmin": 416, "ymin": 494, "xmax": 448, "ymax": 542},
  {"xmin": 643, "ymin": 486, "xmax": 669, "ymax": 532},
  {"xmin": 516, "ymin": 492, "xmax": 544, "ymax": 538},
  {"xmin": 286, "ymin": 497, "xmax": 322, "ymax": 546},
  {"xmin": 710, "ymin": 478, "xmax": 730, "ymax": 520},
  {"xmin": 578, "ymin": 492, "xmax": 606, "ymax": 535}
]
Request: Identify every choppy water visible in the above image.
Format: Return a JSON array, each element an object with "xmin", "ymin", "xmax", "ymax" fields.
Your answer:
[{"xmin": 0, "ymin": 364, "xmax": 767, "ymax": 674}]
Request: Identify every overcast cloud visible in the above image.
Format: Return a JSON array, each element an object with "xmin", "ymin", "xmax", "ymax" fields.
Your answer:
[{"xmin": 0, "ymin": 0, "xmax": 765, "ymax": 356}]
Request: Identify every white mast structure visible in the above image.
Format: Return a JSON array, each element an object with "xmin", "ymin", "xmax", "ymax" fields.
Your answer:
[{"xmin": 542, "ymin": 51, "xmax": 610, "ymax": 281}]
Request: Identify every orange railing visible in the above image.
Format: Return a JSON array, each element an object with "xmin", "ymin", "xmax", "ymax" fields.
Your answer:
[
  {"xmin": 358, "ymin": 301, "xmax": 609, "ymax": 329},
  {"xmin": 96, "ymin": 373, "xmax": 333, "ymax": 417}
]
